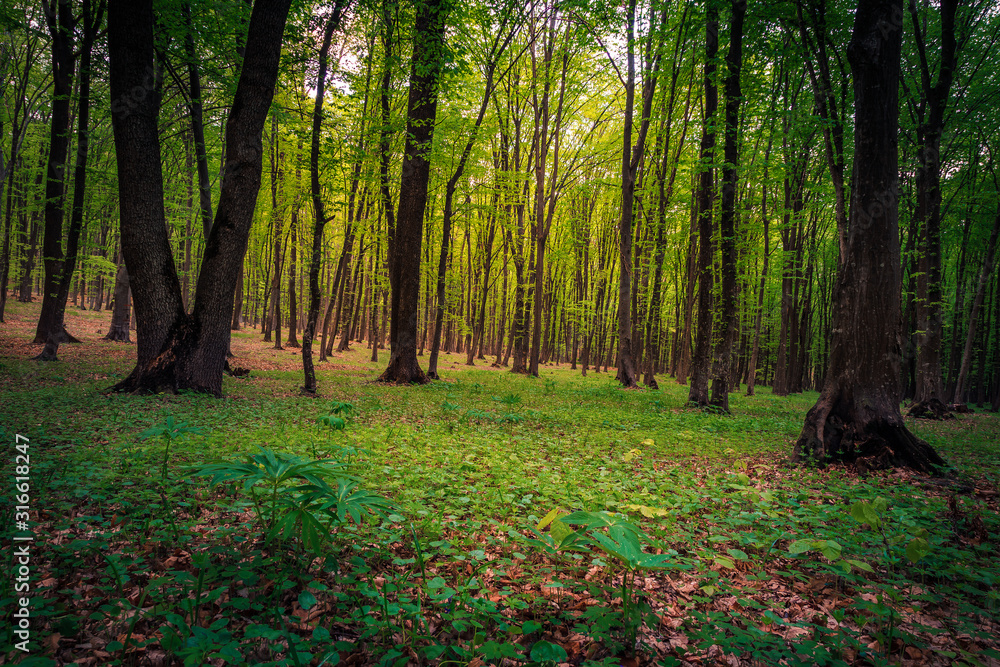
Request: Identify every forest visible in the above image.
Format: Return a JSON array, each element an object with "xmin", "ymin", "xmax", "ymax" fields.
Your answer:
[{"xmin": 0, "ymin": 0, "xmax": 999, "ymax": 664}]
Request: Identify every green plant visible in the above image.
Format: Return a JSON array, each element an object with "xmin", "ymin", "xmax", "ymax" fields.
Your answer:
[
  {"xmin": 191, "ymin": 448, "xmax": 396, "ymax": 553},
  {"xmin": 524, "ymin": 509, "xmax": 677, "ymax": 657},
  {"xmin": 140, "ymin": 416, "xmax": 202, "ymax": 483}
]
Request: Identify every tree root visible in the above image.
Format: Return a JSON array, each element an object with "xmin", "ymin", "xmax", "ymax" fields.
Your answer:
[{"xmin": 907, "ymin": 398, "xmax": 954, "ymax": 420}]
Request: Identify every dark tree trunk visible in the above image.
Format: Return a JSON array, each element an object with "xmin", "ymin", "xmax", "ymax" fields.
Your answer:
[
  {"xmin": 378, "ymin": 0, "xmax": 449, "ymax": 384},
  {"xmin": 794, "ymin": 0, "xmax": 945, "ymax": 474},
  {"xmin": 182, "ymin": 0, "xmax": 214, "ymax": 241},
  {"xmin": 952, "ymin": 208, "xmax": 1000, "ymax": 405},
  {"xmin": 709, "ymin": 0, "xmax": 745, "ymax": 411},
  {"xmin": 109, "ymin": 0, "xmax": 293, "ymax": 395},
  {"xmin": 688, "ymin": 6, "xmax": 718, "ymax": 405},
  {"xmin": 35, "ymin": 0, "xmax": 104, "ymax": 361},
  {"xmin": 104, "ymin": 264, "xmax": 131, "ymax": 342},
  {"xmin": 33, "ymin": 0, "xmax": 77, "ymax": 346},
  {"xmin": 617, "ymin": 0, "xmax": 664, "ymax": 388},
  {"xmin": 911, "ymin": 0, "xmax": 958, "ymax": 404}
]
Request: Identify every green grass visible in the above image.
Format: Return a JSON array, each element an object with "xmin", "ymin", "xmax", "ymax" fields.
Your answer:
[{"xmin": 1, "ymin": 330, "xmax": 998, "ymax": 666}]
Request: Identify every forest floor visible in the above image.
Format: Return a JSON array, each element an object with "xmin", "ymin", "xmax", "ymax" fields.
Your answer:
[{"xmin": 1, "ymin": 300, "xmax": 999, "ymax": 667}]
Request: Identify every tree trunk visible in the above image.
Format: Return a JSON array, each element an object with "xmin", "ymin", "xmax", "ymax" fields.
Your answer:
[
  {"xmin": 109, "ymin": 0, "xmax": 293, "ymax": 395},
  {"xmin": 379, "ymin": 0, "xmax": 449, "ymax": 384},
  {"xmin": 952, "ymin": 207, "xmax": 1000, "ymax": 405},
  {"xmin": 688, "ymin": 6, "xmax": 718, "ymax": 405},
  {"xmin": 911, "ymin": 0, "xmax": 958, "ymax": 404},
  {"xmin": 35, "ymin": 0, "xmax": 103, "ymax": 361},
  {"xmin": 794, "ymin": 0, "xmax": 945, "ymax": 474},
  {"xmin": 708, "ymin": 0, "xmax": 745, "ymax": 411},
  {"xmin": 302, "ymin": 6, "xmax": 346, "ymax": 395},
  {"xmin": 104, "ymin": 264, "xmax": 131, "ymax": 341},
  {"xmin": 33, "ymin": 0, "xmax": 77, "ymax": 346}
]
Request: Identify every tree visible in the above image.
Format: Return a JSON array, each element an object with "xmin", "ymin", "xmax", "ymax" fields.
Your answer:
[
  {"xmin": 108, "ymin": 0, "xmax": 293, "ymax": 395},
  {"xmin": 302, "ymin": 1, "xmax": 349, "ymax": 396},
  {"xmin": 708, "ymin": 0, "xmax": 746, "ymax": 411},
  {"xmin": 616, "ymin": 0, "xmax": 667, "ymax": 388},
  {"xmin": 33, "ymin": 0, "xmax": 80, "ymax": 347},
  {"xmin": 793, "ymin": 0, "xmax": 945, "ymax": 473},
  {"xmin": 378, "ymin": 0, "xmax": 451, "ymax": 384},
  {"xmin": 687, "ymin": 4, "xmax": 718, "ymax": 405},
  {"xmin": 36, "ymin": 0, "xmax": 106, "ymax": 361}
]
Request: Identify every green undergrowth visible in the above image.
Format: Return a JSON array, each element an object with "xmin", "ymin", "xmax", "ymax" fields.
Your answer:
[{"xmin": 1, "ymin": 343, "xmax": 998, "ymax": 665}]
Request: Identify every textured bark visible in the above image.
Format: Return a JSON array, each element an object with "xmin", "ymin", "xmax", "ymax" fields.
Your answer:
[
  {"xmin": 794, "ymin": 0, "xmax": 945, "ymax": 474},
  {"xmin": 379, "ymin": 0, "xmax": 450, "ymax": 385},
  {"xmin": 36, "ymin": 0, "xmax": 103, "ymax": 361},
  {"xmin": 33, "ymin": 0, "xmax": 77, "ymax": 346},
  {"xmin": 110, "ymin": 0, "xmax": 292, "ymax": 395},
  {"xmin": 688, "ymin": 7, "xmax": 718, "ymax": 405},
  {"xmin": 104, "ymin": 264, "xmax": 131, "ymax": 342},
  {"xmin": 911, "ymin": 0, "xmax": 958, "ymax": 404},
  {"xmin": 709, "ymin": 0, "xmax": 745, "ymax": 411}
]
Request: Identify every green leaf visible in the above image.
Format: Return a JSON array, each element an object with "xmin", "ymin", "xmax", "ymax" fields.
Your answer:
[
  {"xmin": 788, "ymin": 539, "xmax": 813, "ymax": 555},
  {"xmin": 846, "ymin": 559, "xmax": 874, "ymax": 573},
  {"xmin": 529, "ymin": 640, "xmax": 567, "ymax": 663},
  {"xmin": 536, "ymin": 507, "xmax": 563, "ymax": 530},
  {"xmin": 299, "ymin": 591, "xmax": 318, "ymax": 611},
  {"xmin": 714, "ymin": 555, "xmax": 736, "ymax": 569},
  {"xmin": 906, "ymin": 537, "xmax": 930, "ymax": 564},
  {"xmin": 727, "ymin": 548, "xmax": 749, "ymax": 561},
  {"xmin": 819, "ymin": 540, "xmax": 842, "ymax": 561}
]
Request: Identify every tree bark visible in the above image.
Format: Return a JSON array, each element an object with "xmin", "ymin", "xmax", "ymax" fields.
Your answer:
[
  {"xmin": 378, "ymin": 0, "xmax": 450, "ymax": 384},
  {"xmin": 709, "ymin": 0, "xmax": 745, "ymax": 411},
  {"xmin": 104, "ymin": 264, "xmax": 131, "ymax": 342},
  {"xmin": 794, "ymin": 0, "xmax": 945, "ymax": 474},
  {"xmin": 688, "ymin": 6, "xmax": 718, "ymax": 405},
  {"xmin": 911, "ymin": 0, "xmax": 958, "ymax": 404},
  {"xmin": 302, "ymin": 6, "xmax": 346, "ymax": 395},
  {"xmin": 33, "ymin": 0, "xmax": 77, "ymax": 346},
  {"xmin": 36, "ymin": 0, "xmax": 104, "ymax": 361},
  {"xmin": 109, "ymin": 0, "xmax": 293, "ymax": 395}
]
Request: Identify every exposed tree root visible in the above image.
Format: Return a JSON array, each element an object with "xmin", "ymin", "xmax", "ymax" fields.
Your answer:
[
  {"xmin": 795, "ymin": 397, "xmax": 946, "ymax": 475},
  {"xmin": 907, "ymin": 398, "xmax": 954, "ymax": 420}
]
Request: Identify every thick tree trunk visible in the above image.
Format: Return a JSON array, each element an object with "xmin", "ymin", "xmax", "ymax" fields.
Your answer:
[
  {"xmin": 109, "ymin": 0, "xmax": 293, "ymax": 395},
  {"xmin": 794, "ymin": 0, "xmax": 944, "ymax": 474},
  {"xmin": 379, "ymin": 0, "xmax": 449, "ymax": 384}
]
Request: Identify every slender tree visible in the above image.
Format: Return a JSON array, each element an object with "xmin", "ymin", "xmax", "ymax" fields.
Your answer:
[{"xmin": 378, "ymin": 0, "xmax": 451, "ymax": 384}]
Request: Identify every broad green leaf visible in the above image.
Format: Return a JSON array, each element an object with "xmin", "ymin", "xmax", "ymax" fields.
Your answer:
[
  {"xmin": 906, "ymin": 537, "xmax": 930, "ymax": 564},
  {"xmin": 819, "ymin": 540, "xmax": 842, "ymax": 560},
  {"xmin": 298, "ymin": 591, "xmax": 318, "ymax": 611},
  {"xmin": 846, "ymin": 559, "xmax": 874, "ymax": 573},
  {"xmin": 529, "ymin": 640, "xmax": 567, "ymax": 662},
  {"xmin": 788, "ymin": 539, "xmax": 813, "ymax": 554}
]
